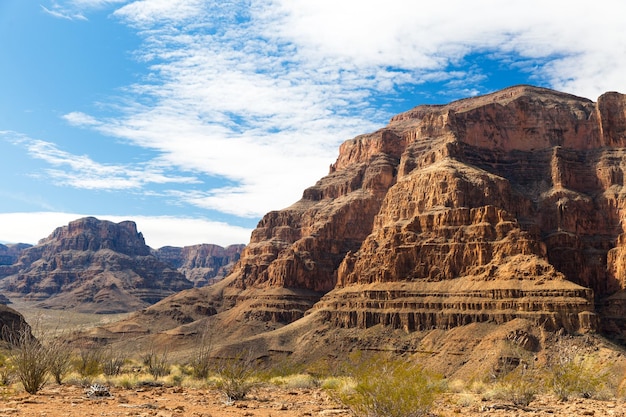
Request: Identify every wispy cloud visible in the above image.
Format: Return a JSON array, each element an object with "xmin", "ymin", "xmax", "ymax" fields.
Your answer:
[
  {"xmin": 36, "ymin": 0, "xmax": 626, "ymax": 221},
  {"xmin": 41, "ymin": 0, "xmax": 129, "ymax": 20},
  {"xmin": 3, "ymin": 131, "xmax": 198, "ymax": 190}
]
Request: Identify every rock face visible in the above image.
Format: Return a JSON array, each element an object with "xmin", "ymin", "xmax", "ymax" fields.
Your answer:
[
  {"xmin": 200, "ymin": 85, "xmax": 626, "ymax": 340},
  {"xmin": 0, "ymin": 243, "xmax": 31, "ymax": 266},
  {"xmin": 0, "ymin": 217, "xmax": 193, "ymax": 313},
  {"xmin": 0, "ymin": 304, "xmax": 31, "ymax": 346},
  {"xmin": 154, "ymin": 244, "xmax": 244, "ymax": 287}
]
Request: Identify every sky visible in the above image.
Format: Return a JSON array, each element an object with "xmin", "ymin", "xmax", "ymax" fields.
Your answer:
[{"xmin": 1, "ymin": 0, "xmax": 625, "ymax": 249}]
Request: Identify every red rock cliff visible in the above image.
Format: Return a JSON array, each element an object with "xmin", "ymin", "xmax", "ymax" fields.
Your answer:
[{"xmin": 146, "ymin": 86, "xmax": 626, "ymax": 341}]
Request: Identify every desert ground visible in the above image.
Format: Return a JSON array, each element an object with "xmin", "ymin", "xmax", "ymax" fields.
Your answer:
[
  {"xmin": 3, "ymin": 301, "xmax": 626, "ymax": 417},
  {"xmin": 1, "ymin": 383, "xmax": 625, "ymax": 417}
]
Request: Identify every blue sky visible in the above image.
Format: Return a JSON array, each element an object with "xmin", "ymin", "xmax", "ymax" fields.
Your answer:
[{"xmin": 1, "ymin": 0, "xmax": 625, "ymax": 248}]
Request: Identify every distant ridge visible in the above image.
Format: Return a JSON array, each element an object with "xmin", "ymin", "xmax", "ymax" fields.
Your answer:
[{"xmin": 0, "ymin": 217, "xmax": 193, "ymax": 313}]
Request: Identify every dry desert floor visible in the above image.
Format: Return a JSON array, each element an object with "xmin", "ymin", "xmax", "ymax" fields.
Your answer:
[{"xmin": 1, "ymin": 383, "xmax": 625, "ymax": 417}]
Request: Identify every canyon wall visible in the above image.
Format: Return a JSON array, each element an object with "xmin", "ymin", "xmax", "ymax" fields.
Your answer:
[{"xmin": 219, "ymin": 86, "xmax": 626, "ymax": 339}]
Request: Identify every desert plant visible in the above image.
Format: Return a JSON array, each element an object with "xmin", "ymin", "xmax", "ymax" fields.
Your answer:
[
  {"xmin": 102, "ymin": 347, "xmax": 126, "ymax": 376},
  {"xmin": 142, "ymin": 347, "xmax": 170, "ymax": 379},
  {"xmin": 334, "ymin": 353, "xmax": 442, "ymax": 417},
  {"xmin": 214, "ymin": 349, "xmax": 259, "ymax": 401},
  {"xmin": 0, "ymin": 352, "xmax": 13, "ymax": 386},
  {"xmin": 47, "ymin": 336, "xmax": 73, "ymax": 384},
  {"xmin": 74, "ymin": 344, "xmax": 105, "ymax": 378},
  {"xmin": 546, "ymin": 355, "xmax": 608, "ymax": 400},
  {"xmin": 545, "ymin": 341, "xmax": 610, "ymax": 400},
  {"xmin": 188, "ymin": 327, "xmax": 214, "ymax": 379},
  {"xmin": 7, "ymin": 327, "xmax": 51, "ymax": 394},
  {"xmin": 493, "ymin": 366, "xmax": 540, "ymax": 406}
]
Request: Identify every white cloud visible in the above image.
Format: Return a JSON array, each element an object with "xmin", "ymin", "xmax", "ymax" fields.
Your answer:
[
  {"xmin": 3, "ymin": 132, "xmax": 198, "ymax": 190},
  {"xmin": 36, "ymin": 0, "xmax": 626, "ymax": 222},
  {"xmin": 0, "ymin": 212, "xmax": 251, "ymax": 248},
  {"xmin": 267, "ymin": 0, "xmax": 626, "ymax": 99},
  {"xmin": 41, "ymin": 0, "xmax": 129, "ymax": 20}
]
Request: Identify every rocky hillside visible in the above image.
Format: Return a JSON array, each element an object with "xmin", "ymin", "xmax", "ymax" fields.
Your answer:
[
  {"xmin": 154, "ymin": 244, "xmax": 244, "ymax": 287},
  {"xmin": 101, "ymin": 86, "xmax": 626, "ymax": 376},
  {"xmin": 0, "ymin": 217, "xmax": 193, "ymax": 313}
]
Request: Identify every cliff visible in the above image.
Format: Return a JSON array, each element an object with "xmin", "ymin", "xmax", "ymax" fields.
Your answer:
[
  {"xmin": 0, "ymin": 243, "xmax": 31, "ymax": 266},
  {"xmin": 154, "ymin": 244, "xmax": 244, "ymax": 286},
  {"xmin": 0, "ymin": 217, "xmax": 193, "ymax": 313},
  {"xmin": 222, "ymin": 86, "xmax": 626, "ymax": 337}
]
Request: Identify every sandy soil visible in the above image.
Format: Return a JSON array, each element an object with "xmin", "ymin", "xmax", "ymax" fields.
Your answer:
[{"xmin": 1, "ymin": 384, "xmax": 625, "ymax": 417}]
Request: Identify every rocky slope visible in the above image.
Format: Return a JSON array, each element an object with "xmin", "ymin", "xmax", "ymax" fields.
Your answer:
[
  {"xmin": 103, "ymin": 86, "xmax": 626, "ymax": 372},
  {"xmin": 154, "ymin": 244, "xmax": 244, "ymax": 286},
  {"xmin": 0, "ymin": 217, "xmax": 193, "ymax": 313}
]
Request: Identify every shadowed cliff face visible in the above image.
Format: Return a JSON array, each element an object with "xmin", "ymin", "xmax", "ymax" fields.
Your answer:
[
  {"xmin": 212, "ymin": 85, "xmax": 626, "ymax": 339},
  {"xmin": 0, "ymin": 217, "xmax": 193, "ymax": 313}
]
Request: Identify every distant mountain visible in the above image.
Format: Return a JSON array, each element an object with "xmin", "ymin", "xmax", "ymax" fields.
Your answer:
[
  {"xmin": 0, "ymin": 243, "xmax": 31, "ymax": 266},
  {"xmin": 0, "ymin": 217, "xmax": 193, "ymax": 313},
  {"xmin": 154, "ymin": 244, "xmax": 244, "ymax": 287}
]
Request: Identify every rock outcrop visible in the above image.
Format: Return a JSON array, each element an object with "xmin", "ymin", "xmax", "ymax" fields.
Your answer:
[
  {"xmin": 0, "ymin": 304, "xmax": 31, "ymax": 346},
  {"xmin": 154, "ymin": 244, "xmax": 244, "ymax": 286},
  {"xmin": 0, "ymin": 217, "xmax": 193, "ymax": 313},
  {"xmin": 118, "ymin": 86, "xmax": 626, "ymax": 355},
  {"xmin": 228, "ymin": 86, "xmax": 626, "ymax": 337}
]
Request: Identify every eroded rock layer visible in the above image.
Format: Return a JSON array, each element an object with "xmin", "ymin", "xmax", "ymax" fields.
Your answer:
[{"xmin": 219, "ymin": 85, "xmax": 626, "ymax": 338}]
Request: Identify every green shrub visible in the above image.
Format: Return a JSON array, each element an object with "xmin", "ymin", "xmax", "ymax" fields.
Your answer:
[
  {"xmin": 47, "ymin": 337, "xmax": 72, "ymax": 384},
  {"xmin": 101, "ymin": 347, "xmax": 126, "ymax": 377},
  {"xmin": 74, "ymin": 345, "xmax": 104, "ymax": 378},
  {"xmin": 334, "ymin": 354, "xmax": 442, "ymax": 417},
  {"xmin": 493, "ymin": 366, "xmax": 540, "ymax": 406},
  {"xmin": 0, "ymin": 352, "xmax": 14, "ymax": 386},
  {"xmin": 188, "ymin": 328, "xmax": 214, "ymax": 379}
]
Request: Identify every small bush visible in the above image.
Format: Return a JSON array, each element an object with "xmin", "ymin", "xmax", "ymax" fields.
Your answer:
[
  {"xmin": 270, "ymin": 373, "xmax": 317, "ymax": 389},
  {"xmin": 142, "ymin": 347, "xmax": 170, "ymax": 379},
  {"xmin": 102, "ymin": 347, "xmax": 126, "ymax": 377},
  {"xmin": 215, "ymin": 350, "xmax": 259, "ymax": 401},
  {"xmin": 0, "ymin": 352, "xmax": 14, "ymax": 386},
  {"xmin": 334, "ymin": 353, "xmax": 442, "ymax": 417},
  {"xmin": 188, "ymin": 328, "xmax": 214, "ymax": 379},
  {"xmin": 7, "ymin": 329, "xmax": 51, "ymax": 394},
  {"xmin": 47, "ymin": 337, "xmax": 72, "ymax": 384},
  {"xmin": 545, "ymin": 342, "xmax": 610, "ymax": 401},
  {"xmin": 493, "ymin": 366, "xmax": 539, "ymax": 406},
  {"xmin": 74, "ymin": 345, "xmax": 104, "ymax": 378}
]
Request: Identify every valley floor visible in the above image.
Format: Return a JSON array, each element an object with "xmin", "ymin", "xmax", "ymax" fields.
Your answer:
[{"xmin": 1, "ymin": 384, "xmax": 624, "ymax": 417}]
